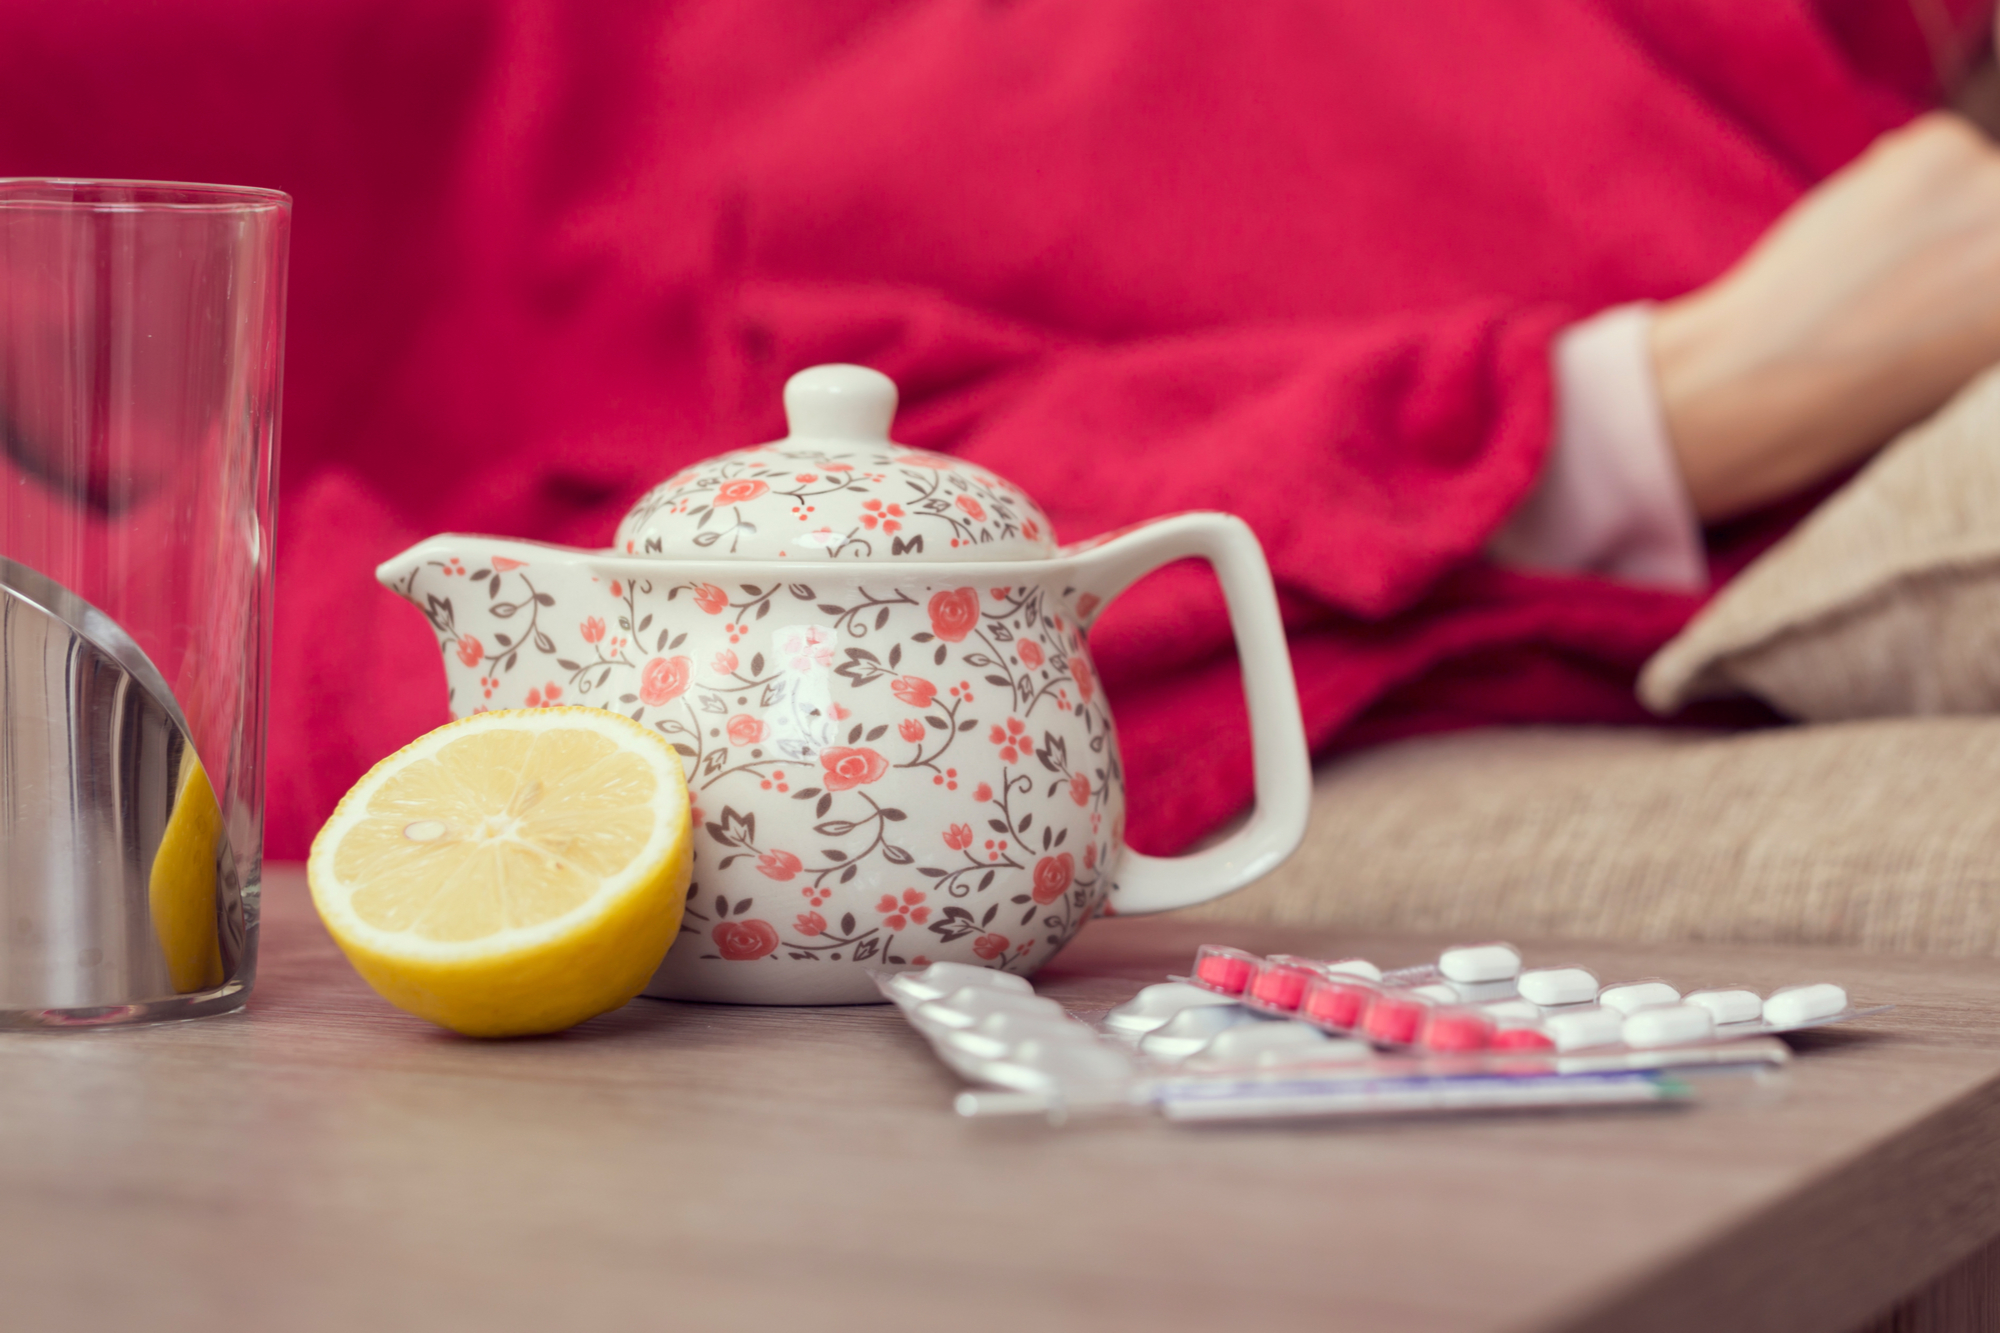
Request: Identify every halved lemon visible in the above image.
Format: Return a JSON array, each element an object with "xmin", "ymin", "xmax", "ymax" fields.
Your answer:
[{"xmin": 308, "ymin": 707, "xmax": 691, "ymax": 1037}]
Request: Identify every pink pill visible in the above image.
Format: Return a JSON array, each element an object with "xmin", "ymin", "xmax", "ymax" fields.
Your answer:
[
  {"xmin": 1300, "ymin": 976, "xmax": 1378, "ymax": 1031},
  {"xmin": 1245, "ymin": 956, "xmax": 1320, "ymax": 1014},
  {"xmin": 1193, "ymin": 945, "xmax": 1259, "ymax": 996},
  {"xmin": 1421, "ymin": 1008, "xmax": 1495, "ymax": 1052},
  {"xmin": 1362, "ymin": 992, "xmax": 1431, "ymax": 1046},
  {"xmin": 1490, "ymin": 1027, "xmax": 1556, "ymax": 1051}
]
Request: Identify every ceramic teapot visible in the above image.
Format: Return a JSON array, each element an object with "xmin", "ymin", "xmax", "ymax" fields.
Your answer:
[{"xmin": 379, "ymin": 365, "xmax": 1310, "ymax": 1004}]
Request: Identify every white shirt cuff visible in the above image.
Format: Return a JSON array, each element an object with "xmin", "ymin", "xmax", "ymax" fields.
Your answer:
[{"xmin": 1489, "ymin": 303, "xmax": 1707, "ymax": 592}]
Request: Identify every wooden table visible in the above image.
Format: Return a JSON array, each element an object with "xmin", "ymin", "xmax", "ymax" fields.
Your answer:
[{"xmin": 4, "ymin": 866, "xmax": 2000, "ymax": 1333}]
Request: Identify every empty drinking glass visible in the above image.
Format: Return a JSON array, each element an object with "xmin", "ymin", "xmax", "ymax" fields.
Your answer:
[{"xmin": 0, "ymin": 179, "xmax": 288, "ymax": 1024}]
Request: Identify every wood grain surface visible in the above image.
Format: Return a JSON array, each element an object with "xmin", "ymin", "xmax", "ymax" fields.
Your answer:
[{"xmin": 3, "ymin": 865, "xmax": 1999, "ymax": 1333}]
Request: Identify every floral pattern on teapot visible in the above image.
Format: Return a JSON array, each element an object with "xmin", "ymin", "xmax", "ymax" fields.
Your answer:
[
  {"xmin": 386, "ymin": 546, "xmax": 1124, "ymax": 995},
  {"xmin": 612, "ymin": 441, "xmax": 1058, "ymax": 564}
]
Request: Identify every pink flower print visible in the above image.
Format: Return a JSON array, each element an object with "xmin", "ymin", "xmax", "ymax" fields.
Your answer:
[
  {"xmin": 898, "ymin": 717, "xmax": 925, "ymax": 743},
  {"xmin": 829, "ymin": 702, "xmax": 852, "ymax": 721},
  {"xmin": 794, "ymin": 473, "xmax": 818, "ymax": 483},
  {"xmin": 714, "ymin": 648, "xmax": 739, "ymax": 674},
  {"xmin": 955, "ymin": 493, "xmax": 986, "ymax": 520},
  {"xmin": 713, "ymin": 919, "xmax": 779, "ymax": 961},
  {"xmin": 715, "ymin": 478, "xmax": 768, "ymax": 506},
  {"xmin": 1021, "ymin": 519, "xmax": 1040, "ymax": 540},
  {"xmin": 610, "ymin": 580, "xmax": 623, "ymax": 598},
  {"xmin": 927, "ymin": 587, "xmax": 980, "ymax": 643},
  {"xmin": 639, "ymin": 656, "xmax": 692, "ymax": 707},
  {"xmin": 972, "ymin": 933, "xmax": 1010, "ymax": 961},
  {"xmin": 581, "ymin": 617, "xmax": 606, "ymax": 644},
  {"xmin": 757, "ymin": 850, "xmax": 803, "ymax": 881},
  {"xmin": 820, "ymin": 747, "xmax": 889, "ymax": 791},
  {"xmin": 989, "ymin": 716, "xmax": 1027, "ymax": 764},
  {"xmin": 525, "ymin": 687, "xmax": 542, "ymax": 708},
  {"xmin": 859, "ymin": 498, "xmax": 906, "ymax": 533},
  {"xmin": 727, "ymin": 714, "xmax": 765, "ymax": 746},
  {"xmin": 824, "ymin": 461, "xmax": 853, "ymax": 472},
  {"xmin": 877, "ymin": 888, "xmax": 930, "ymax": 931},
  {"xmin": 944, "ymin": 823, "xmax": 973, "ymax": 851},
  {"xmin": 1076, "ymin": 593, "xmax": 1101, "ymax": 619},
  {"xmin": 491, "ymin": 556, "xmax": 525, "ymax": 571},
  {"xmin": 973, "ymin": 783, "xmax": 993, "ymax": 803},
  {"xmin": 1084, "ymin": 842, "xmax": 1098, "ymax": 870},
  {"xmin": 795, "ymin": 911, "xmax": 826, "ymax": 937},
  {"xmin": 1069, "ymin": 772, "xmax": 1091, "ymax": 806},
  {"xmin": 1069, "ymin": 655, "xmax": 1095, "ymax": 703},
  {"xmin": 455, "ymin": 635, "xmax": 483, "ymax": 668},
  {"xmin": 1017, "ymin": 638, "xmax": 1044, "ymax": 669},
  {"xmin": 896, "ymin": 453, "xmax": 953, "ymax": 470},
  {"xmin": 889, "ymin": 675, "xmax": 937, "ymax": 708},
  {"xmin": 1032, "ymin": 853, "xmax": 1075, "ymax": 905},
  {"xmin": 693, "ymin": 583, "xmax": 728, "ymax": 615}
]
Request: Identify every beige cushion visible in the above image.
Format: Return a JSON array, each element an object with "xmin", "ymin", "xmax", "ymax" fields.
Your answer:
[
  {"xmin": 1188, "ymin": 721, "xmax": 2000, "ymax": 956},
  {"xmin": 1640, "ymin": 366, "xmax": 2000, "ymax": 720}
]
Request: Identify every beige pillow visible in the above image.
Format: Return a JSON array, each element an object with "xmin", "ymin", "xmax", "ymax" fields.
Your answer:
[
  {"xmin": 1189, "ymin": 721, "xmax": 2000, "ymax": 957},
  {"xmin": 1639, "ymin": 365, "xmax": 2000, "ymax": 720}
]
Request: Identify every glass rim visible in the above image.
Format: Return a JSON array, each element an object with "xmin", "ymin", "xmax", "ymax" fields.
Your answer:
[{"xmin": 0, "ymin": 177, "xmax": 290, "ymax": 213}]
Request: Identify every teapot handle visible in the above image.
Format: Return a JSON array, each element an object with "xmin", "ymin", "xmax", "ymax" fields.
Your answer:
[{"xmin": 1062, "ymin": 512, "xmax": 1311, "ymax": 914}]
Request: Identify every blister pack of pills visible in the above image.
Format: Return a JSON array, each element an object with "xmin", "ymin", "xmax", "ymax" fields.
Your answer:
[
  {"xmin": 876, "ymin": 942, "xmax": 1887, "ymax": 1125},
  {"xmin": 1184, "ymin": 942, "xmax": 1888, "ymax": 1059}
]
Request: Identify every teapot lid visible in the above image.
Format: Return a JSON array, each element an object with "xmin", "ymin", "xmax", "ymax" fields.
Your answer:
[{"xmin": 614, "ymin": 365, "xmax": 1057, "ymax": 563}]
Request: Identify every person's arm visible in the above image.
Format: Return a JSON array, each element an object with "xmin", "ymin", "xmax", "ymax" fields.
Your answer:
[
  {"xmin": 1652, "ymin": 112, "xmax": 2000, "ymax": 521},
  {"xmin": 1495, "ymin": 112, "xmax": 2000, "ymax": 592}
]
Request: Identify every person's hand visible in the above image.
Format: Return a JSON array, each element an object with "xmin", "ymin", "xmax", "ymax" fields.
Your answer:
[{"xmin": 1652, "ymin": 112, "xmax": 2000, "ymax": 521}]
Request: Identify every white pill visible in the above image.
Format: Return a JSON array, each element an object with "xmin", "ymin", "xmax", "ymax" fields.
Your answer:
[
  {"xmin": 980, "ymin": 1039, "xmax": 1134, "ymax": 1093},
  {"xmin": 1622, "ymin": 1004, "xmax": 1716, "ymax": 1049},
  {"xmin": 1322, "ymin": 958, "xmax": 1383, "ymax": 982},
  {"xmin": 1200, "ymin": 1021, "xmax": 1331, "ymax": 1061},
  {"xmin": 898, "ymin": 960, "xmax": 1034, "ymax": 1002},
  {"xmin": 1103, "ymin": 981, "xmax": 1238, "ymax": 1036},
  {"xmin": 1518, "ymin": 966, "xmax": 1599, "ymax": 1007},
  {"xmin": 1449, "ymin": 979, "xmax": 1520, "ymax": 1004},
  {"xmin": 1763, "ymin": 983, "xmax": 1848, "ymax": 1028},
  {"xmin": 1481, "ymin": 999, "xmax": 1543, "ymax": 1025},
  {"xmin": 1438, "ymin": 942, "xmax": 1523, "ymax": 984},
  {"xmin": 1542, "ymin": 1006, "xmax": 1624, "ymax": 1051},
  {"xmin": 1599, "ymin": 981, "xmax": 1681, "ymax": 1016},
  {"xmin": 944, "ymin": 1011, "xmax": 1082, "ymax": 1061},
  {"xmin": 1412, "ymin": 982, "xmax": 1460, "ymax": 1004},
  {"xmin": 1684, "ymin": 988, "xmax": 1763, "ymax": 1025},
  {"xmin": 916, "ymin": 987, "xmax": 1064, "ymax": 1030},
  {"xmin": 1140, "ymin": 1005, "xmax": 1270, "ymax": 1060}
]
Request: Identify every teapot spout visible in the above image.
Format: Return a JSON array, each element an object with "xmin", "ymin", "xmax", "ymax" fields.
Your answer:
[
  {"xmin": 375, "ymin": 533, "xmax": 501, "ymax": 601},
  {"xmin": 376, "ymin": 533, "xmax": 596, "ymax": 605},
  {"xmin": 375, "ymin": 538, "xmax": 447, "ymax": 601}
]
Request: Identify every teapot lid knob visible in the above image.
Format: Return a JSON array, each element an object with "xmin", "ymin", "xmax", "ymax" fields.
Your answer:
[{"xmin": 783, "ymin": 364, "xmax": 897, "ymax": 442}]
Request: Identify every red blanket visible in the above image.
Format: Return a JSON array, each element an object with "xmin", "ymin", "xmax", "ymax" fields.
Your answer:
[{"xmin": 0, "ymin": 0, "xmax": 1977, "ymax": 857}]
